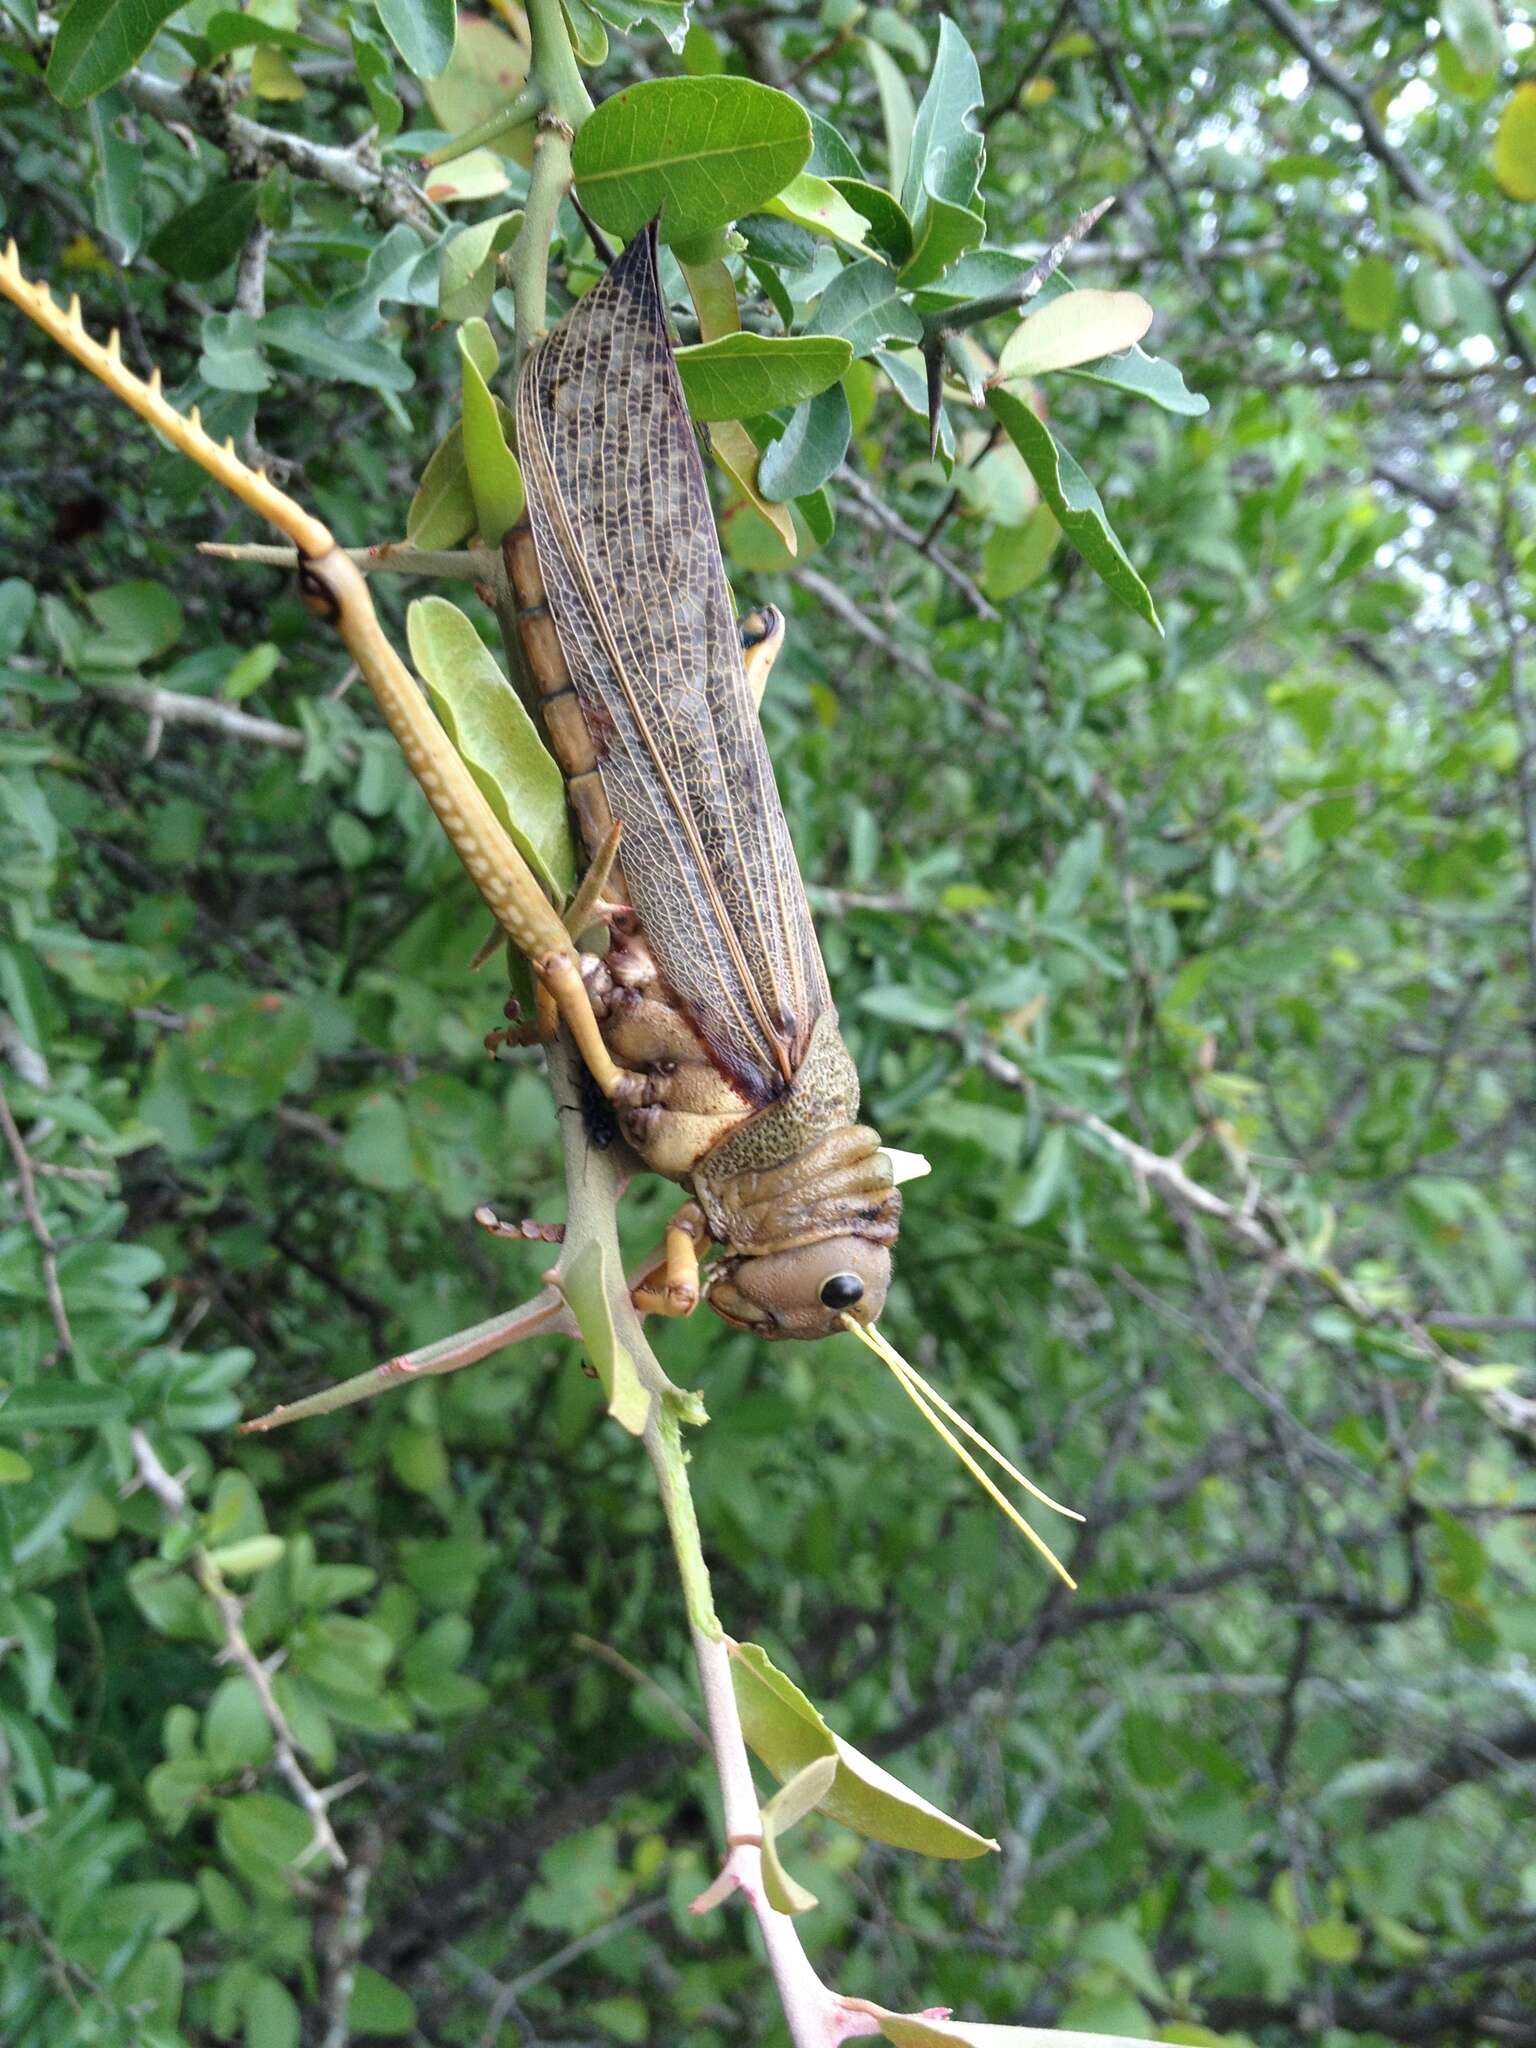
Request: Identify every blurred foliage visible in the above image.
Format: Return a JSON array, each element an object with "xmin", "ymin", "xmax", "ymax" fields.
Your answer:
[{"xmin": 2, "ymin": 1, "xmax": 1536, "ymax": 2045}]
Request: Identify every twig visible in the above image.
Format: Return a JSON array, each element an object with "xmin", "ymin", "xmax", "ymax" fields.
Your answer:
[
  {"xmin": 196, "ymin": 1550, "xmax": 349, "ymax": 1871},
  {"xmin": 835, "ymin": 466, "xmax": 1001, "ymax": 622},
  {"xmin": 570, "ymin": 1634, "xmax": 709, "ymax": 1750},
  {"xmin": 81, "ymin": 677, "xmax": 307, "ymax": 752},
  {"xmin": 0, "ymin": 1080, "xmax": 71, "ymax": 1356},
  {"xmin": 127, "ymin": 1426, "xmax": 189, "ymax": 1516},
  {"xmin": 474, "ymin": 1897, "xmax": 670, "ymax": 2047},
  {"xmin": 320, "ymin": 1829, "xmax": 381, "ymax": 2048},
  {"xmin": 982, "ymin": 0, "xmax": 1077, "ymax": 130},
  {"xmin": 793, "ymin": 564, "xmax": 1013, "ymax": 736},
  {"xmin": 964, "ymin": 1034, "xmax": 1536, "ymax": 1442},
  {"xmin": 1247, "ymin": 0, "xmax": 1536, "ymax": 378},
  {"xmin": 234, "ymin": 219, "xmax": 274, "ymax": 320},
  {"xmin": 199, "ymin": 539, "xmax": 497, "ymax": 580}
]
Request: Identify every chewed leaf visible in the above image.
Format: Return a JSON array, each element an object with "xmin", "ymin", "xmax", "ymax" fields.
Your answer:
[
  {"xmin": 406, "ymin": 597, "xmax": 573, "ymax": 900},
  {"xmin": 424, "ymin": 147, "xmax": 510, "ymax": 205},
  {"xmin": 997, "ymin": 291, "xmax": 1154, "ymax": 379},
  {"xmin": 730, "ymin": 1642, "xmax": 998, "ymax": 1860},
  {"xmin": 556, "ymin": 1242, "xmax": 649, "ymax": 1436}
]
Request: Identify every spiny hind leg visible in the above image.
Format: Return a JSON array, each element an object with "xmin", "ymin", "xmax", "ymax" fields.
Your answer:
[
  {"xmin": 739, "ymin": 605, "xmax": 784, "ymax": 711},
  {"xmin": 631, "ymin": 1201, "xmax": 709, "ymax": 1319}
]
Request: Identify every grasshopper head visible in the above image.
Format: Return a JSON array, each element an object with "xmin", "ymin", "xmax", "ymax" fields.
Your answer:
[{"xmin": 705, "ymin": 1237, "xmax": 891, "ymax": 1341}]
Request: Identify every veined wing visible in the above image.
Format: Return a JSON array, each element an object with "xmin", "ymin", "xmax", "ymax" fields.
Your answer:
[{"xmin": 516, "ymin": 223, "xmax": 831, "ymax": 1106}]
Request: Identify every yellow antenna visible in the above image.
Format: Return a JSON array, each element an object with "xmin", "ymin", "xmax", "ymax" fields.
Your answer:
[
  {"xmin": 842, "ymin": 1316, "xmax": 1081, "ymax": 1589},
  {"xmin": 0, "ymin": 241, "xmax": 332, "ymax": 559}
]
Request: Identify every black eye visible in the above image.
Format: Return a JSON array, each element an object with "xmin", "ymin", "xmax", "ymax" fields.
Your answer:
[{"xmin": 819, "ymin": 1271, "xmax": 864, "ymax": 1310}]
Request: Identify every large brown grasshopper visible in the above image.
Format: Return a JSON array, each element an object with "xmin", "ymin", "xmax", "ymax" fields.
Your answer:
[
  {"xmin": 0, "ymin": 232, "xmax": 1078, "ymax": 1578},
  {"xmin": 503, "ymin": 225, "xmax": 902, "ymax": 1343}
]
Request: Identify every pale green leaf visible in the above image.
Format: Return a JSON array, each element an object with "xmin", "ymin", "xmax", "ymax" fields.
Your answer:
[
  {"xmin": 373, "ymin": 0, "xmax": 456, "ymax": 79},
  {"xmin": 998, "ymin": 291, "xmax": 1155, "ymax": 378},
  {"xmin": 405, "ymin": 596, "xmax": 573, "ymax": 899}
]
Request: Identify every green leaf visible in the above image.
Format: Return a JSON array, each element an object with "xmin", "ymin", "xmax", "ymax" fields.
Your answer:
[
  {"xmin": 985, "ymin": 386, "xmax": 1159, "ymax": 630},
  {"xmin": 423, "ymin": 148, "xmax": 511, "ymax": 205},
  {"xmin": 46, "ymin": 0, "xmax": 183, "ymax": 104},
  {"xmin": 373, "ymin": 0, "xmax": 456, "ymax": 79},
  {"xmin": 557, "ymin": 1240, "xmax": 650, "ymax": 1436},
  {"xmin": 758, "ymin": 384, "xmax": 852, "ymax": 501},
  {"xmin": 572, "ymin": 78, "xmax": 812, "ymax": 244},
  {"xmin": 860, "ymin": 35, "xmax": 916, "ymax": 196},
  {"xmin": 1441, "ymin": 0, "xmax": 1504, "ymax": 79},
  {"xmin": 874, "ymin": 2016, "xmax": 1154, "ymax": 2047},
  {"xmin": 1494, "ymin": 84, "xmax": 1536, "ymax": 201},
  {"xmin": 207, "ymin": 1535, "xmax": 285, "ymax": 1576},
  {"xmin": 407, "ymin": 424, "xmax": 477, "ymax": 550},
  {"xmin": 763, "ymin": 172, "xmax": 874, "ymax": 255},
  {"xmin": 1303, "ymin": 1917, "xmax": 1363, "ymax": 1964},
  {"xmin": 814, "ymin": 257, "xmax": 923, "ymax": 357},
  {"xmin": 457, "ymin": 321, "xmax": 525, "ymax": 542},
  {"xmin": 829, "ymin": 179, "xmax": 914, "ymax": 266},
  {"xmin": 85, "ymin": 580, "xmax": 183, "ymax": 662},
  {"xmin": 347, "ymin": 1968, "xmax": 416, "ymax": 2037},
  {"xmin": 674, "ymin": 333, "xmax": 854, "ymax": 422},
  {"xmin": 147, "ymin": 182, "xmax": 260, "ymax": 283},
  {"xmin": 243, "ymin": 1971, "xmax": 300, "ymax": 2048},
  {"xmin": 424, "ymin": 13, "xmax": 532, "ymax": 143},
  {"xmin": 88, "ymin": 95, "xmax": 142, "ymax": 261},
  {"xmin": 586, "ymin": 0, "xmax": 689, "ymax": 53},
  {"xmin": 0, "ymin": 1381, "xmax": 131, "ymax": 1429},
  {"xmin": 0, "ymin": 1446, "xmax": 33, "ymax": 1483},
  {"xmin": 730, "ymin": 1641, "xmax": 998, "ymax": 1858},
  {"xmin": 204, "ymin": 1676, "xmax": 275, "ymax": 1770},
  {"xmin": 1340, "ymin": 255, "xmax": 1399, "ymax": 333},
  {"xmin": 998, "ymin": 291, "xmax": 1154, "ymax": 378},
  {"xmin": 199, "ymin": 311, "xmax": 273, "ymax": 395},
  {"xmin": 439, "ymin": 210, "xmax": 522, "ymax": 323},
  {"xmin": 260, "ymin": 307, "xmax": 415, "ymax": 393},
  {"xmin": 406, "ymin": 595, "xmax": 574, "ymax": 899},
  {"xmin": 1065, "ymin": 343, "xmax": 1209, "ymax": 416},
  {"xmin": 203, "ymin": 12, "xmax": 333, "ymax": 55},
  {"xmin": 897, "ymin": 18, "xmax": 985, "ymax": 287}
]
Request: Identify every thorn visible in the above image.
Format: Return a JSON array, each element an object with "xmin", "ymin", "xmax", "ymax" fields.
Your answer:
[
  {"xmin": 189, "ymin": 404, "xmax": 202, "ymax": 430},
  {"xmin": 107, "ymin": 328, "xmax": 121, "ymax": 359},
  {"xmin": 148, "ymin": 367, "xmax": 163, "ymax": 396},
  {"xmin": 223, "ymin": 435, "xmax": 236, "ymax": 455},
  {"xmin": 67, "ymin": 292, "xmax": 81, "ymax": 326}
]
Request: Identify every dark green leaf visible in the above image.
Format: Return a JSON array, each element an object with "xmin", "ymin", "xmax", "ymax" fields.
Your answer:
[
  {"xmin": 46, "ymin": 0, "xmax": 183, "ymax": 103},
  {"xmin": 758, "ymin": 384, "xmax": 852, "ymax": 501},
  {"xmin": 675, "ymin": 333, "xmax": 853, "ymax": 422},
  {"xmin": 572, "ymin": 78, "xmax": 812, "ymax": 243},
  {"xmin": 146, "ymin": 183, "xmax": 260, "ymax": 283},
  {"xmin": 373, "ymin": 0, "xmax": 456, "ymax": 79}
]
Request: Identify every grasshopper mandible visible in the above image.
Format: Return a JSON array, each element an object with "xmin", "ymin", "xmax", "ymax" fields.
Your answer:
[{"xmin": 503, "ymin": 225, "xmax": 902, "ymax": 1342}]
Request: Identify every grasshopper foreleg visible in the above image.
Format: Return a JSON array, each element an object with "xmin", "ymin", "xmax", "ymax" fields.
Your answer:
[{"xmin": 631, "ymin": 1201, "xmax": 709, "ymax": 1319}]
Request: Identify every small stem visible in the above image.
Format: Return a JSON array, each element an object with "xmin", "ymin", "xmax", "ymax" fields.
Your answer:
[
  {"xmin": 199, "ymin": 540, "xmax": 497, "ymax": 580},
  {"xmin": 512, "ymin": 115, "xmax": 576, "ymax": 368},
  {"xmin": 420, "ymin": 80, "xmax": 544, "ymax": 167},
  {"xmin": 525, "ymin": 0, "xmax": 594, "ymax": 126},
  {"xmin": 644, "ymin": 1400, "xmax": 720, "ymax": 1636}
]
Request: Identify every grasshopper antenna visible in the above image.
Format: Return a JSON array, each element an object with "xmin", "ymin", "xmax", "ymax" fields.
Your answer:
[{"xmin": 841, "ymin": 1315, "xmax": 1082, "ymax": 1589}]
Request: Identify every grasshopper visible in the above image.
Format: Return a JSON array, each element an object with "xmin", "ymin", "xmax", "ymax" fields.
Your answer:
[
  {"xmin": 0, "ymin": 236, "xmax": 1079, "ymax": 1579},
  {"xmin": 504, "ymin": 226, "xmax": 902, "ymax": 1342}
]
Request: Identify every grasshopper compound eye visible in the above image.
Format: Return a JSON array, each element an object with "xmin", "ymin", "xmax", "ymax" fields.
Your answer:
[{"xmin": 819, "ymin": 1272, "xmax": 865, "ymax": 1311}]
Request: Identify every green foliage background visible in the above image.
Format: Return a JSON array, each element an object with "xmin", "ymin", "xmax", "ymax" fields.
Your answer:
[{"xmin": 2, "ymin": 0, "xmax": 1535, "ymax": 2044}]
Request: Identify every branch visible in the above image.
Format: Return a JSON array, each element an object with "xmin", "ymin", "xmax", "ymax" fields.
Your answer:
[
  {"xmin": 835, "ymin": 466, "xmax": 1002, "ymax": 624},
  {"xmin": 964, "ymin": 1034, "xmax": 1536, "ymax": 1442},
  {"xmin": 7, "ymin": 15, "xmax": 439, "ymax": 234},
  {"xmin": 1247, "ymin": 0, "xmax": 1536, "ymax": 378},
  {"xmin": 196, "ymin": 1549, "xmax": 351, "ymax": 1871},
  {"xmin": 793, "ymin": 564, "xmax": 1013, "ymax": 737},
  {"xmin": 199, "ymin": 540, "xmax": 497, "ymax": 580},
  {"xmin": 81, "ymin": 676, "xmax": 309, "ymax": 753},
  {"xmin": 0, "ymin": 1080, "xmax": 72, "ymax": 1357}
]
